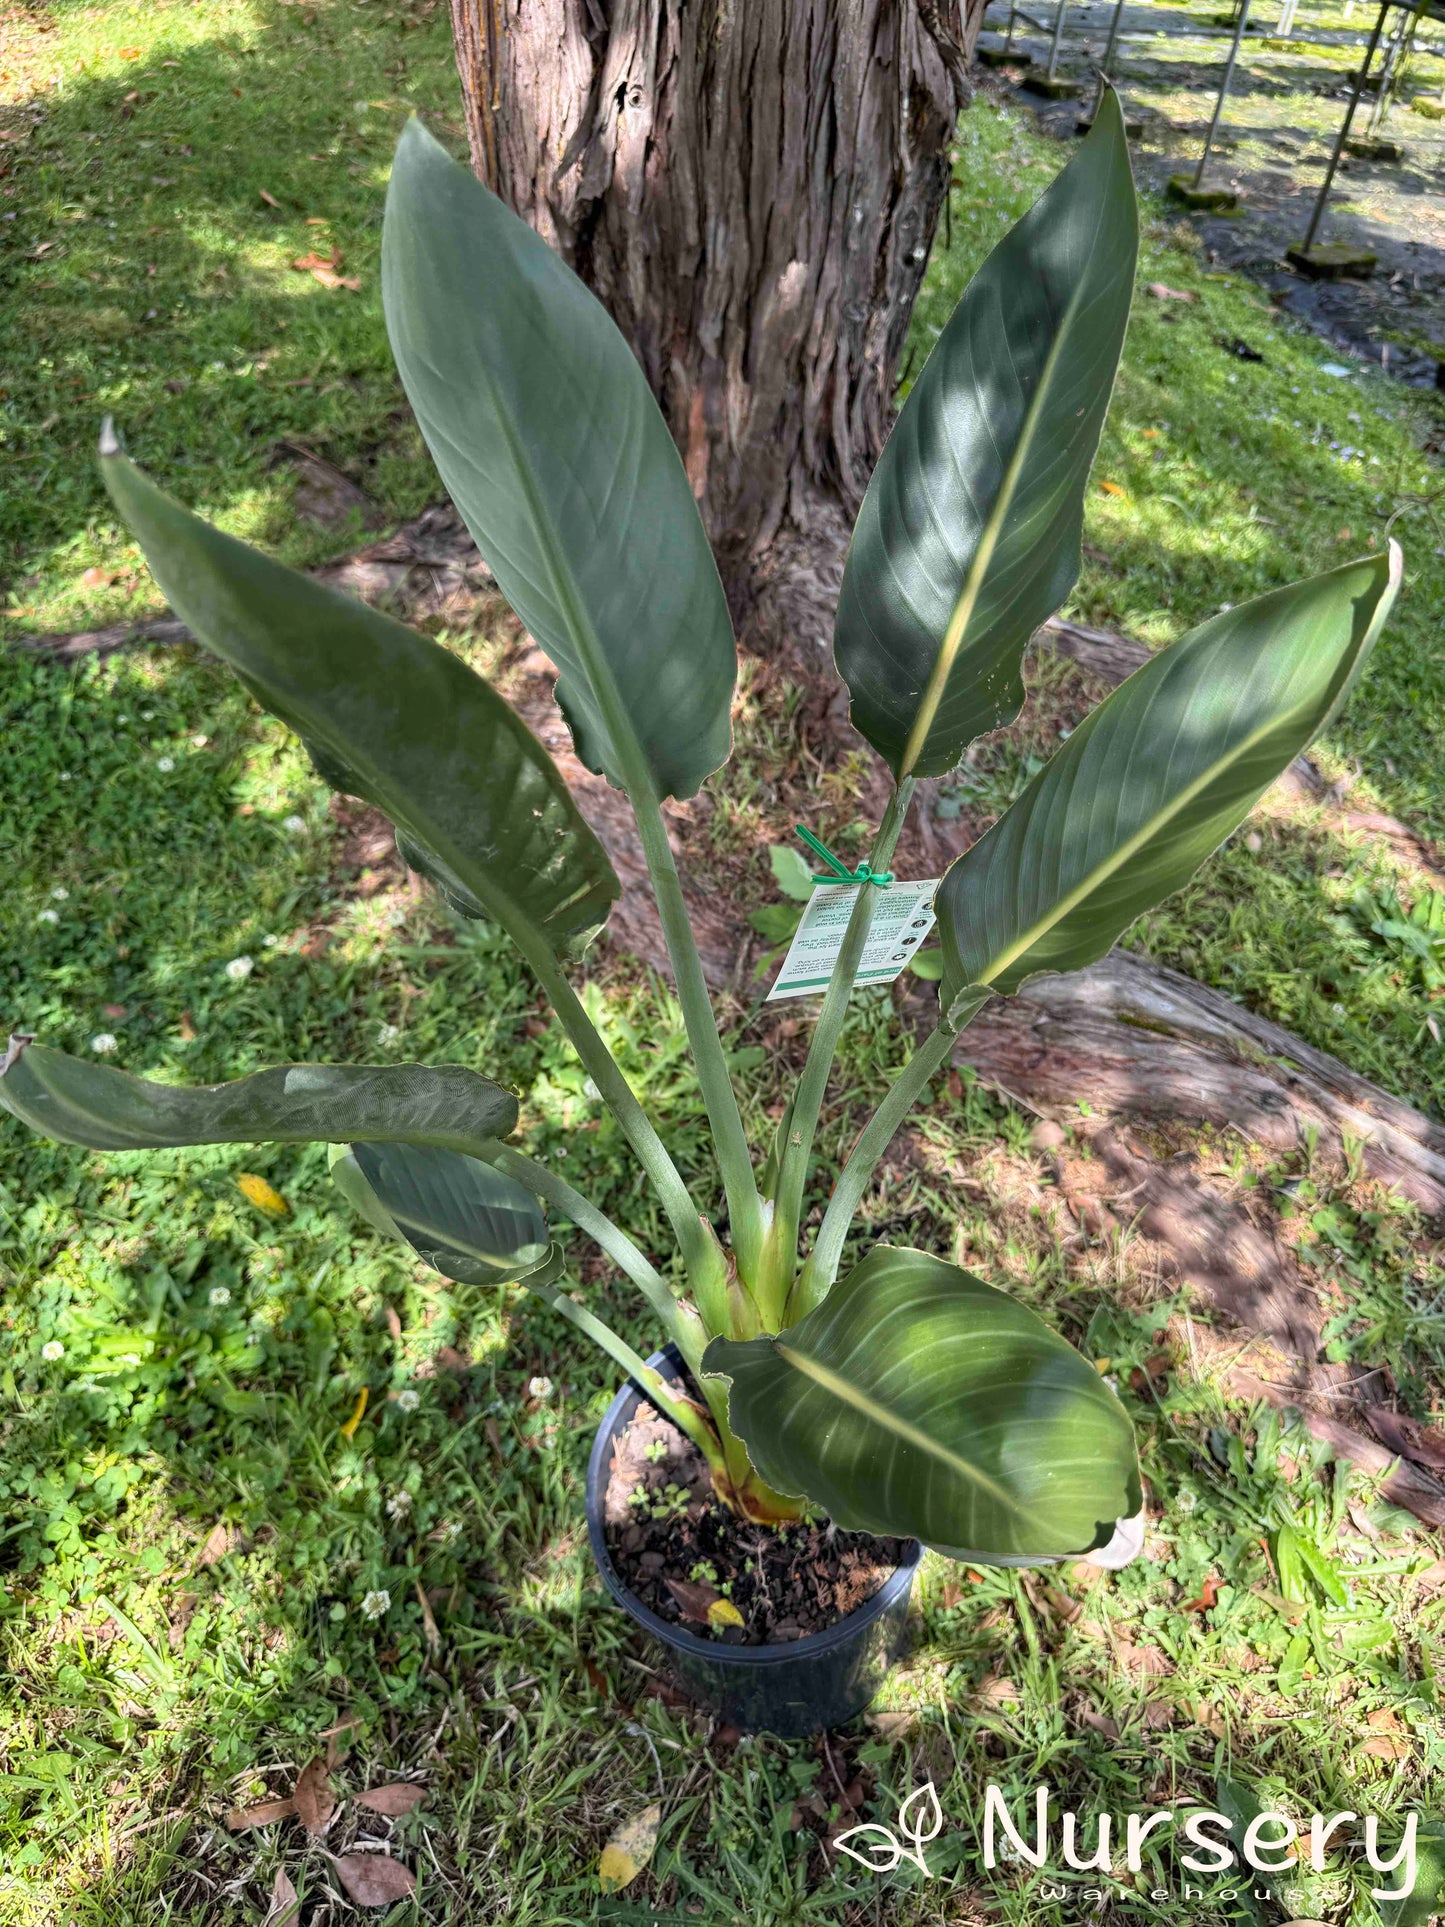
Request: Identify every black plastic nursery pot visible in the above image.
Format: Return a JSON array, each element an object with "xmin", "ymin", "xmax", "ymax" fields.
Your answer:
[{"xmin": 586, "ymin": 1346, "xmax": 922, "ymax": 1739}]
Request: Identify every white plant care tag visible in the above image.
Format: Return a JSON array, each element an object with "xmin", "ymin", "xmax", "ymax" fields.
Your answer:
[{"xmin": 766, "ymin": 880, "xmax": 939, "ymax": 1002}]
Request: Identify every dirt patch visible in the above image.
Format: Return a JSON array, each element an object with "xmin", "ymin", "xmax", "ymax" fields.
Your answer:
[{"xmin": 602, "ymin": 1390, "xmax": 911, "ymax": 1646}]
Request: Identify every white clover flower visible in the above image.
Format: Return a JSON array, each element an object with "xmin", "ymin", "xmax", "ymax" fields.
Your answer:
[
  {"xmin": 37, "ymin": 909, "xmax": 59, "ymax": 925},
  {"xmin": 90, "ymin": 1033, "xmax": 118, "ymax": 1055},
  {"xmin": 209, "ymin": 1286, "xmax": 232, "ymax": 1307},
  {"xmin": 394, "ymin": 1388, "xmax": 420, "ymax": 1414},
  {"xmin": 50, "ymin": 886, "xmax": 69, "ymax": 901},
  {"xmin": 528, "ymin": 1375, "xmax": 553, "ymax": 1401},
  {"xmin": 386, "ymin": 1489, "xmax": 413, "ymax": 1520},
  {"xmin": 225, "ymin": 956, "xmax": 254, "ymax": 982},
  {"xmin": 1176, "ymin": 1486, "xmax": 1198, "ymax": 1515},
  {"xmin": 156, "ymin": 755, "xmax": 175, "ymax": 773},
  {"xmin": 140, "ymin": 709, "xmax": 155, "ymax": 720},
  {"xmin": 58, "ymin": 771, "xmax": 73, "ymax": 782},
  {"xmin": 41, "ymin": 1340, "xmax": 64, "ymax": 1362},
  {"xmin": 360, "ymin": 1588, "xmax": 391, "ymax": 1621},
  {"xmin": 262, "ymin": 934, "xmax": 279, "ymax": 948},
  {"xmin": 386, "ymin": 907, "xmax": 407, "ymax": 928},
  {"xmin": 282, "ymin": 814, "xmax": 307, "ymax": 835},
  {"xmin": 191, "ymin": 734, "xmax": 208, "ymax": 748},
  {"xmin": 378, "ymin": 1023, "xmax": 401, "ymax": 1046}
]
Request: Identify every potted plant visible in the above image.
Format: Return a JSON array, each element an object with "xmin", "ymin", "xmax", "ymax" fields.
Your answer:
[{"xmin": 3, "ymin": 95, "xmax": 1399, "ymax": 1736}]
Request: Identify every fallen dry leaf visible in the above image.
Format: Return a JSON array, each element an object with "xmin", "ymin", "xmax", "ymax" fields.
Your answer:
[
  {"xmin": 865, "ymin": 1709, "xmax": 917, "ymax": 1741},
  {"xmin": 333, "ymin": 1853, "xmax": 416, "ymax": 1905},
  {"xmin": 266, "ymin": 1866, "xmax": 301, "ymax": 1927},
  {"xmin": 355, "ymin": 1782, "xmax": 427, "ymax": 1816},
  {"xmin": 413, "ymin": 1578, "xmax": 441, "ymax": 1657},
  {"xmin": 664, "ymin": 1577, "xmax": 728, "ymax": 1625},
  {"xmin": 198, "ymin": 1521, "xmax": 235, "ymax": 1568},
  {"xmin": 974, "ymin": 1674, "xmax": 1021, "ymax": 1708},
  {"xmin": 1146, "ymin": 281, "xmax": 1198, "ymax": 302},
  {"xmin": 339, "ymin": 1386, "xmax": 368, "ymax": 1439},
  {"xmin": 1361, "ymin": 1733, "xmax": 1412, "ymax": 1761},
  {"xmin": 1415, "ymin": 1557, "xmax": 1445, "ymax": 1590},
  {"xmin": 227, "ymin": 1796, "xmax": 296, "ymax": 1831},
  {"xmin": 292, "ymin": 1756, "xmax": 335, "ymax": 1836},
  {"xmin": 1181, "ymin": 1573, "xmax": 1221, "ymax": 1614},
  {"xmin": 1098, "ymin": 479, "xmax": 1126, "ymax": 498},
  {"xmin": 1117, "ymin": 1639, "xmax": 1172, "ymax": 1679},
  {"xmin": 597, "ymin": 1805, "xmax": 661, "ymax": 1893},
  {"xmin": 237, "ymin": 1172, "xmax": 289, "ymax": 1218},
  {"xmin": 118, "ymin": 45, "xmax": 142, "ymax": 58},
  {"xmin": 259, "ymin": 188, "xmax": 281, "ymax": 208},
  {"xmin": 1078, "ymin": 1706, "xmax": 1120, "ymax": 1740}
]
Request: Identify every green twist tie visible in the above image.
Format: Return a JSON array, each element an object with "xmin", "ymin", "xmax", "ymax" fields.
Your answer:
[{"xmin": 794, "ymin": 825, "xmax": 893, "ymax": 889}]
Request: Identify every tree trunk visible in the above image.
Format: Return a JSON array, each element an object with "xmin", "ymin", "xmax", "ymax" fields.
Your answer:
[{"xmin": 444, "ymin": 1, "xmax": 980, "ymax": 636}]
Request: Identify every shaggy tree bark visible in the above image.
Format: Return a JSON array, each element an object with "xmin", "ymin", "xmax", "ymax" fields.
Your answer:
[{"xmin": 444, "ymin": 1, "xmax": 981, "ymax": 638}]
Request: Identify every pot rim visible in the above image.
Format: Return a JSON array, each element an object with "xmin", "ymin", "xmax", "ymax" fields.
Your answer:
[{"xmin": 586, "ymin": 1345, "xmax": 923, "ymax": 1670}]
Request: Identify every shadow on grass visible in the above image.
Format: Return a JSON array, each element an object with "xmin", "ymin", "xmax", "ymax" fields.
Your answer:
[{"xmin": 0, "ymin": 0, "xmax": 462, "ymax": 623}]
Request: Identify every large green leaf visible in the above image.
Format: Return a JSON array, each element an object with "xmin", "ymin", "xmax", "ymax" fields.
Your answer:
[
  {"xmin": 0, "ymin": 1036, "xmax": 519, "ymax": 1157},
  {"xmin": 381, "ymin": 119, "xmax": 736, "ymax": 802},
  {"xmin": 938, "ymin": 547, "xmax": 1401, "ymax": 1013},
  {"xmin": 100, "ymin": 444, "xmax": 619, "ymax": 954},
  {"xmin": 834, "ymin": 92, "xmax": 1137, "ymax": 781},
  {"xmin": 347, "ymin": 1140, "xmax": 549, "ymax": 1286},
  {"xmin": 703, "ymin": 1245, "xmax": 1139, "ymax": 1562}
]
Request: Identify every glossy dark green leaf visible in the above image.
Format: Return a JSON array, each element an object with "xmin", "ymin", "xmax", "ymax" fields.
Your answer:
[
  {"xmin": 349, "ymin": 1139, "xmax": 549, "ymax": 1285},
  {"xmin": 382, "ymin": 119, "xmax": 736, "ymax": 802},
  {"xmin": 0, "ymin": 1036, "xmax": 518, "ymax": 1157},
  {"xmin": 835, "ymin": 93, "xmax": 1138, "ymax": 781},
  {"xmin": 703, "ymin": 1244, "xmax": 1139, "ymax": 1562},
  {"xmin": 100, "ymin": 444, "xmax": 619, "ymax": 954},
  {"xmin": 939, "ymin": 547, "xmax": 1400, "ymax": 1013}
]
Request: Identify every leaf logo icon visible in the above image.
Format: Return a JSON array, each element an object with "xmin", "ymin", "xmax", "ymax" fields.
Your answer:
[{"xmin": 835, "ymin": 1780, "xmax": 943, "ymax": 1877}]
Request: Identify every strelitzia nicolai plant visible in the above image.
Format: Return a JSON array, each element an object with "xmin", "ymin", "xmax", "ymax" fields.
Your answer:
[{"xmin": 3, "ymin": 95, "xmax": 1400, "ymax": 1569}]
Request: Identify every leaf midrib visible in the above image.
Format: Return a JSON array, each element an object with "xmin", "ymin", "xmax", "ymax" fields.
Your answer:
[
  {"xmin": 772, "ymin": 1337, "xmax": 1059, "ymax": 1536},
  {"xmin": 898, "ymin": 195, "xmax": 1111, "ymax": 779},
  {"xmin": 977, "ymin": 682, "xmax": 1320, "ymax": 988}
]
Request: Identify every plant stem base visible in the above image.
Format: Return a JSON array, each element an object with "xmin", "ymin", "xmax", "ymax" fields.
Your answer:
[
  {"xmin": 1168, "ymin": 175, "xmax": 1237, "ymax": 209},
  {"xmin": 1285, "ymin": 243, "xmax": 1378, "ymax": 279}
]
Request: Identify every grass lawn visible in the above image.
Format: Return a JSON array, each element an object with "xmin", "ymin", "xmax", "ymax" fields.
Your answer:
[{"xmin": 2, "ymin": 6, "xmax": 1444, "ymax": 1923}]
